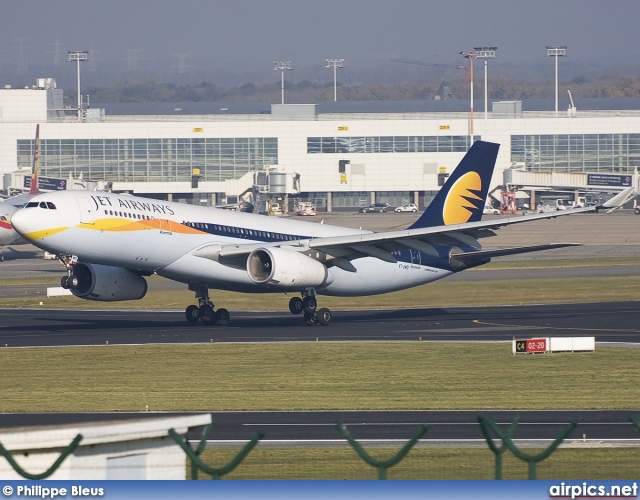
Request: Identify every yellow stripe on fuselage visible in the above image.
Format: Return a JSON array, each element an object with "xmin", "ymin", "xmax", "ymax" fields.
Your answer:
[{"xmin": 22, "ymin": 226, "xmax": 69, "ymax": 240}]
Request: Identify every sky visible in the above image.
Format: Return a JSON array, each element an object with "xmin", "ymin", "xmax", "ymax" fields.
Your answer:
[{"xmin": 1, "ymin": 0, "xmax": 639, "ymax": 83}]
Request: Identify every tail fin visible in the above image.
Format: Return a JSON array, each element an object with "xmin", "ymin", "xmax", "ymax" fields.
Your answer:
[
  {"xmin": 29, "ymin": 124, "xmax": 40, "ymax": 195},
  {"xmin": 408, "ymin": 140, "xmax": 499, "ymax": 229}
]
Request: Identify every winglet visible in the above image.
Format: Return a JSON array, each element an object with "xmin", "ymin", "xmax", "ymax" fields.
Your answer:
[
  {"xmin": 601, "ymin": 185, "xmax": 637, "ymax": 212},
  {"xmin": 408, "ymin": 140, "xmax": 499, "ymax": 229},
  {"xmin": 29, "ymin": 124, "xmax": 41, "ymax": 195}
]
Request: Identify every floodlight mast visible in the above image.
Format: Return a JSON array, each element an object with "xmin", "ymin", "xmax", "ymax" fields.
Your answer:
[
  {"xmin": 273, "ymin": 61, "xmax": 293, "ymax": 104},
  {"xmin": 67, "ymin": 50, "xmax": 88, "ymax": 121},
  {"xmin": 460, "ymin": 51, "xmax": 477, "ymax": 139},
  {"xmin": 326, "ymin": 59, "xmax": 344, "ymax": 101},
  {"xmin": 546, "ymin": 46, "xmax": 567, "ymax": 115},
  {"xmin": 473, "ymin": 47, "xmax": 497, "ymax": 123}
]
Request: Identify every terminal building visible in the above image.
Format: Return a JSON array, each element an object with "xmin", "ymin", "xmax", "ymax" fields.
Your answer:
[{"xmin": 1, "ymin": 77, "xmax": 640, "ymax": 211}]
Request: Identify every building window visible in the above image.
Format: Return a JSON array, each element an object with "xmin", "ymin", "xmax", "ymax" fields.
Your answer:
[
  {"xmin": 306, "ymin": 135, "xmax": 479, "ymax": 154},
  {"xmin": 511, "ymin": 133, "xmax": 639, "ymax": 173},
  {"xmin": 18, "ymin": 137, "xmax": 278, "ymax": 183}
]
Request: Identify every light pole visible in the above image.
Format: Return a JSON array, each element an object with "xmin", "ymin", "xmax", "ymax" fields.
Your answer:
[
  {"xmin": 546, "ymin": 46, "xmax": 566, "ymax": 115},
  {"xmin": 273, "ymin": 61, "xmax": 293, "ymax": 104},
  {"xmin": 325, "ymin": 58, "xmax": 344, "ymax": 101},
  {"xmin": 460, "ymin": 51, "xmax": 477, "ymax": 140},
  {"xmin": 473, "ymin": 47, "xmax": 497, "ymax": 124},
  {"xmin": 67, "ymin": 50, "xmax": 88, "ymax": 121}
]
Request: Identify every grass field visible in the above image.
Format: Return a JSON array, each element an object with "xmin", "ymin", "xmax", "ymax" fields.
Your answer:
[{"xmin": 1, "ymin": 343, "xmax": 638, "ymax": 412}]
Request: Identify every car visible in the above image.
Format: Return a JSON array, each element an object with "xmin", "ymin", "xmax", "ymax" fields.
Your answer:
[
  {"xmin": 483, "ymin": 205, "xmax": 500, "ymax": 215},
  {"xmin": 359, "ymin": 203, "xmax": 389, "ymax": 213},
  {"xmin": 395, "ymin": 203, "xmax": 418, "ymax": 213}
]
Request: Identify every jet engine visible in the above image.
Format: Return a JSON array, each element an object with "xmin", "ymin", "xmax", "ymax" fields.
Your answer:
[
  {"xmin": 247, "ymin": 247, "xmax": 330, "ymax": 288},
  {"xmin": 68, "ymin": 263, "xmax": 148, "ymax": 301}
]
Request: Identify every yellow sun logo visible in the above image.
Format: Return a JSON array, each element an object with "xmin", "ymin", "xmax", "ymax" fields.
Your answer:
[{"xmin": 442, "ymin": 171, "xmax": 483, "ymax": 224}]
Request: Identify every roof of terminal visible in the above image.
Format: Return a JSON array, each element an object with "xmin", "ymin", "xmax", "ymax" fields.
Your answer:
[{"xmin": 90, "ymin": 97, "xmax": 640, "ymax": 116}]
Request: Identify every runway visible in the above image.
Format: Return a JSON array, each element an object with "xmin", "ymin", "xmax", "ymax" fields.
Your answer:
[
  {"xmin": 2, "ymin": 301, "xmax": 640, "ymax": 347},
  {"xmin": 0, "ymin": 410, "xmax": 638, "ymax": 445}
]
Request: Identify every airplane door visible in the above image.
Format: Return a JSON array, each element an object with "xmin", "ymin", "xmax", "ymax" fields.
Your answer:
[{"xmin": 76, "ymin": 197, "xmax": 95, "ymax": 224}]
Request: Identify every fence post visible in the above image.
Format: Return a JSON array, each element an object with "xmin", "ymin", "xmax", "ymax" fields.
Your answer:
[
  {"xmin": 479, "ymin": 416, "xmax": 576, "ymax": 479},
  {"xmin": 0, "ymin": 434, "xmax": 83, "ymax": 480},
  {"xmin": 337, "ymin": 423, "xmax": 427, "ymax": 479},
  {"xmin": 169, "ymin": 427, "xmax": 264, "ymax": 479},
  {"xmin": 477, "ymin": 415, "xmax": 519, "ymax": 479}
]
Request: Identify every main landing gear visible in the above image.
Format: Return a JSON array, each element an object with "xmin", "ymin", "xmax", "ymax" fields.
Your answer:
[
  {"xmin": 185, "ymin": 286, "xmax": 229, "ymax": 326},
  {"xmin": 288, "ymin": 288, "xmax": 332, "ymax": 326}
]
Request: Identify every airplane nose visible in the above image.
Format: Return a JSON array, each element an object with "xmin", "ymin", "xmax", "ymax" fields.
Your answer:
[{"xmin": 10, "ymin": 209, "xmax": 31, "ymax": 236}]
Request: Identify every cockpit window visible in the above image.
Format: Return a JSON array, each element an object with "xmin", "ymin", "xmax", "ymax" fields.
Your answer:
[
  {"xmin": 46, "ymin": 202, "xmax": 56, "ymax": 210},
  {"xmin": 25, "ymin": 202, "xmax": 38, "ymax": 208},
  {"xmin": 39, "ymin": 201, "xmax": 48, "ymax": 209}
]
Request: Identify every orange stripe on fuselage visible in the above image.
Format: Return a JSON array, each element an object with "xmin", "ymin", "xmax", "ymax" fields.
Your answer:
[{"xmin": 81, "ymin": 218, "xmax": 205, "ymax": 235}]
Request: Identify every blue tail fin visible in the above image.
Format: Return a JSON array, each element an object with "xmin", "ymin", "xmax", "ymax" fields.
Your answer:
[{"xmin": 408, "ymin": 140, "xmax": 499, "ymax": 229}]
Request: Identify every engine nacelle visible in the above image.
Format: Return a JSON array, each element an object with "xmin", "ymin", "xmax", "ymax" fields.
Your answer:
[
  {"xmin": 70, "ymin": 263, "xmax": 148, "ymax": 302},
  {"xmin": 247, "ymin": 247, "xmax": 330, "ymax": 289}
]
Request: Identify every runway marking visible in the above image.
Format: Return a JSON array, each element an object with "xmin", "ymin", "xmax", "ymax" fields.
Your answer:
[
  {"xmin": 473, "ymin": 319, "xmax": 640, "ymax": 333},
  {"xmin": 242, "ymin": 422, "xmax": 634, "ymax": 427}
]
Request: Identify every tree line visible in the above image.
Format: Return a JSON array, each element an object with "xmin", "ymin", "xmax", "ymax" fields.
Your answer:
[{"xmin": 69, "ymin": 75, "xmax": 640, "ymax": 105}]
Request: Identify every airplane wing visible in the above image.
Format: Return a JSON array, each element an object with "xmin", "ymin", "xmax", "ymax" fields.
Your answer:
[{"xmin": 193, "ymin": 206, "xmax": 595, "ymax": 272}]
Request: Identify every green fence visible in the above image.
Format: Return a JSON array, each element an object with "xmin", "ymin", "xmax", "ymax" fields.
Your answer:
[{"xmin": 1, "ymin": 415, "xmax": 639, "ymax": 480}]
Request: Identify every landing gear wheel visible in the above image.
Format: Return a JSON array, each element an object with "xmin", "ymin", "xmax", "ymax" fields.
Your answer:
[
  {"xmin": 302, "ymin": 296, "xmax": 317, "ymax": 314},
  {"xmin": 304, "ymin": 311, "xmax": 318, "ymax": 326},
  {"xmin": 185, "ymin": 304, "xmax": 200, "ymax": 323},
  {"xmin": 215, "ymin": 308, "xmax": 230, "ymax": 326},
  {"xmin": 289, "ymin": 297, "xmax": 304, "ymax": 315},
  {"xmin": 199, "ymin": 304, "xmax": 216, "ymax": 324},
  {"xmin": 316, "ymin": 308, "xmax": 332, "ymax": 326},
  {"xmin": 69, "ymin": 275, "xmax": 80, "ymax": 288},
  {"xmin": 61, "ymin": 276, "xmax": 70, "ymax": 289}
]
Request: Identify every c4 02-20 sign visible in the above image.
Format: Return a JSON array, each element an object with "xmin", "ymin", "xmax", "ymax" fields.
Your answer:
[{"xmin": 514, "ymin": 338, "xmax": 548, "ymax": 354}]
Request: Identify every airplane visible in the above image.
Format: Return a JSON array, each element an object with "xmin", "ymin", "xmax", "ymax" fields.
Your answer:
[
  {"xmin": 0, "ymin": 124, "xmax": 41, "ymax": 261},
  {"xmin": 10, "ymin": 140, "xmax": 611, "ymax": 327}
]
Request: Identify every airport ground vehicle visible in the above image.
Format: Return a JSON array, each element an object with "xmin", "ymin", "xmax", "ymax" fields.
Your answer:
[
  {"xmin": 483, "ymin": 205, "xmax": 500, "ymax": 215},
  {"xmin": 294, "ymin": 202, "xmax": 317, "ymax": 216},
  {"xmin": 395, "ymin": 204, "xmax": 418, "ymax": 213},
  {"xmin": 359, "ymin": 203, "xmax": 389, "ymax": 213}
]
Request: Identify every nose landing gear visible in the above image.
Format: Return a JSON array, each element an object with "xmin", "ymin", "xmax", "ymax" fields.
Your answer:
[
  {"xmin": 184, "ymin": 286, "xmax": 229, "ymax": 326},
  {"xmin": 289, "ymin": 289, "xmax": 331, "ymax": 326}
]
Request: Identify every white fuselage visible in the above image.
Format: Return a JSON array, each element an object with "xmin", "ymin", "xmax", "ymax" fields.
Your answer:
[{"xmin": 11, "ymin": 191, "xmax": 454, "ymax": 296}]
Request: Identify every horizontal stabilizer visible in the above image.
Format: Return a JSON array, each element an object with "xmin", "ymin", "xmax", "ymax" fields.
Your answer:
[{"xmin": 452, "ymin": 243, "xmax": 582, "ymax": 263}]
